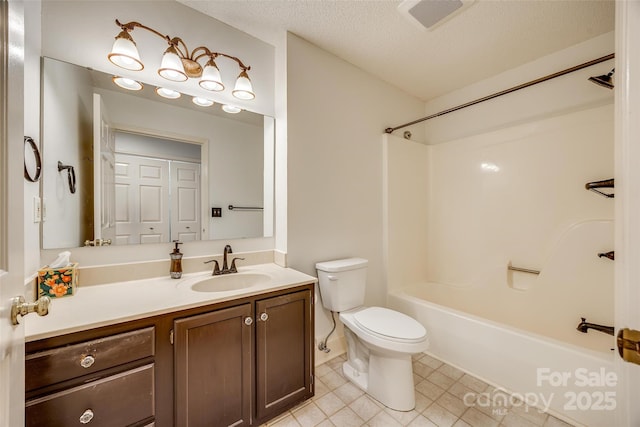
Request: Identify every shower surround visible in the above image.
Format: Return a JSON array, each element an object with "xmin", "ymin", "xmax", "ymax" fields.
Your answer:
[{"xmin": 383, "ymin": 104, "xmax": 615, "ymax": 426}]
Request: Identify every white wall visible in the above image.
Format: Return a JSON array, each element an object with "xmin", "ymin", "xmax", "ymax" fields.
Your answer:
[{"xmin": 286, "ymin": 34, "xmax": 426, "ymax": 341}]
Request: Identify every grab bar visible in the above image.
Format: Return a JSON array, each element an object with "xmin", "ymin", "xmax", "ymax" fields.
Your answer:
[
  {"xmin": 228, "ymin": 205, "xmax": 263, "ymax": 211},
  {"xmin": 585, "ymin": 178, "xmax": 614, "ymax": 198},
  {"xmin": 507, "ymin": 264, "xmax": 540, "ymax": 275}
]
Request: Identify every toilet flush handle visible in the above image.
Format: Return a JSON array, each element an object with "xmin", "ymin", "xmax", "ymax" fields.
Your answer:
[{"xmin": 327, "ymin": 275, "xmax": 338, "ymax": 281}]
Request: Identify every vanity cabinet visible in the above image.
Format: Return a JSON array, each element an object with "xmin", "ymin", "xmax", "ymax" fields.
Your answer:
[
  {"xmin": 255, "ymin": 290, "xmax": 313, "ymax": 422},
  {"xmin": 25, "ymin": 327, "xmax": 156, "ymax": 427},
  {"xmin": 174, "ymin": 304, "xmax": 253, "ymax": 426},
  {"xmin": 26, "ymin": 283, "xmax": 314, "ymax": 427},
  {"xmin": 173, "ymin": 289, "xmax": 314, "ymax": 427}
]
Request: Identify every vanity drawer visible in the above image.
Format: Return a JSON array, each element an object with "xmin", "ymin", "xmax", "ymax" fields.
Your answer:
[
  {"xmin": 26, "ymin": 327, "xmax": 155, "ymax": 391},
  {"xmin": 26, "ymin": 363, "xmax": 155, "ymax": 427}
]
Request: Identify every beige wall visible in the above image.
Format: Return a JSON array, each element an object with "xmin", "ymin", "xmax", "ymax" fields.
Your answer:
[{"xmin": 285, "ymin": 34, "xmax": 425, "ymax": 338}]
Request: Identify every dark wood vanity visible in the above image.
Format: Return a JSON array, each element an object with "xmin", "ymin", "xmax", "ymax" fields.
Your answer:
[{"xmin": 25, "ymin": 283, "xmax": 314, "ymax": 427}]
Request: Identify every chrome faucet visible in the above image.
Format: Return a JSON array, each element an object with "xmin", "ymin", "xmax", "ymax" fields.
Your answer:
[{"xmin": 205, "ymin": 245, "xmax": 244, "ymax": 276}]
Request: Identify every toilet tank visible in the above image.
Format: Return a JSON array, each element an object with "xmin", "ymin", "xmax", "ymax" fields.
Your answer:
[{"xmin": 315, "ymin": 258, "xmax": 368, "ymax": 312}]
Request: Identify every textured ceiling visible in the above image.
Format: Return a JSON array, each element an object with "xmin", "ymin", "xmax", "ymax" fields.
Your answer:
[{"xmin": 181, "ymin": 0, "xmax": 615, "ymax": 102}]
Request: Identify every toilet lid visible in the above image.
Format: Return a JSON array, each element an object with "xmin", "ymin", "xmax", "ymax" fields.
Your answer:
[{"xmin": 353, "ymin": 307, "xmax": 426, "ymax": 342}]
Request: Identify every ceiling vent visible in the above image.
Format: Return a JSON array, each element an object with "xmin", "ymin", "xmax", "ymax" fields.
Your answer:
[{"xmin": 398, "ymin": 0, "xmax": 475, "ymax": 31}]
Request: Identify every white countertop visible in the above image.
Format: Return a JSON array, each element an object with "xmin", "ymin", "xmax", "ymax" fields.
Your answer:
[{"xmin": 25, "ymin": 263, "xmax": 316, "ymax": 342}]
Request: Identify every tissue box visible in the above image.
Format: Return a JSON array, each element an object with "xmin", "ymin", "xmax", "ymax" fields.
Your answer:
[{"xmin": 37, "ymin": 263, "xmax": 78, "ymax": 298}]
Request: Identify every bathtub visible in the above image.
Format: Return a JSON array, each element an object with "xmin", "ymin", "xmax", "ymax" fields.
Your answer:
[{"xmin": 388, "ymin": 287, "xmax": 616, "ymax": 427}]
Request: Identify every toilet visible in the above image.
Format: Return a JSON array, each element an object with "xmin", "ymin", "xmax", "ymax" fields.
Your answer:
[{"xmin": 315, "ymin": 258, "xmax": 429, "ymax": 411}]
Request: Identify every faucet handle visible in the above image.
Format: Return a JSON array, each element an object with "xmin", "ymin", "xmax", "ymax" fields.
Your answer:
[
  {"xmin": 229, "ymin": 257, "xmax": 245, "ymax": 273},
  {"xmin": 204, "ymin": 259, "xmax": 221, "ymax": 275}
]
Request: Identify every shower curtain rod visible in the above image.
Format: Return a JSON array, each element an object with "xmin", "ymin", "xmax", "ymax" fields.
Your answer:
[{"xmin": 384, "ymin": 53, "xmax": 615, "ymax": 134}]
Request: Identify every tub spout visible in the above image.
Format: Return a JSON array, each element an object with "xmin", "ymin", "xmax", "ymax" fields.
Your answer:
[{"xmin": 576, "ymin": 317, "xmax": 614, "ymax": 336}]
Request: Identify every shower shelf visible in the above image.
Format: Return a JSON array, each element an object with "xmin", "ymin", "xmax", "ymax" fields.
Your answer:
[{"xmin": 585, "ymin": 178, "xmax": 614, "ymax": 198}]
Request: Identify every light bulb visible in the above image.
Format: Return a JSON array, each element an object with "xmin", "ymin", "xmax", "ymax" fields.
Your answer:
[
  {"xmin": 155, "ymin": 87, "xmax": 181, "ymax": 99},
  {"xmin": 112, "ymin": 76, "xmax": 143, "ymax": 91},
  {"xmin": 192, "ymin": 97, "xmax": 214, "ymax": 107}
]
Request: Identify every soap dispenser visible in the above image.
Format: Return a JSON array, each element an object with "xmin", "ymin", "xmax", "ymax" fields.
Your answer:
[{"xmin": 170, "ymin": 240, "xmax": 183, "ymax": 279}]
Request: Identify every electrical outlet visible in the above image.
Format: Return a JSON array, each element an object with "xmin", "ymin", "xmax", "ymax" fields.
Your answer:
[
  {"xmin": 33, "ymin": 196, "xmax": 41, "ymax": 223},
  {"xmin": 211, "ymin": 207, "xmax": 222, "ymax": 217}
]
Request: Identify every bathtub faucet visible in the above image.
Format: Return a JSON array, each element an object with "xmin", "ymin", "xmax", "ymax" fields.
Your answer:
[{"xmin": 576, "ymin": 318, "xmax": 614, "ymax": 336}]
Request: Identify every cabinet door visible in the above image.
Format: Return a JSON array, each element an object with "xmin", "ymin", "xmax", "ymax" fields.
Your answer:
[
  {"xmin": 255, "ymin": 289, "xmax": 314, "ymax": 422},
  {"xmin": 174, "ymin": 304, "xmax": 252, "ymax": 427}
]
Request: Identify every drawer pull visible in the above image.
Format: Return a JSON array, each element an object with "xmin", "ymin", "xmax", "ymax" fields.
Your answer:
[
  {"xmin": 259, "ymin": 312, "xmax": 269, "ymax": 322},
  {"xmin": 80, "ymin": 355, "xmax": 95, "ymax": 369},
  {"xmin": 244, "ymin": 317, "xmax": 253, "ymax": 326},
  {"xmin": 79, "ymin": 409, "xmax": 94, "ymax": 424}
]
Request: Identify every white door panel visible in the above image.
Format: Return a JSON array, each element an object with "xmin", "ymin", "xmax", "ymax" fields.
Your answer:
[
  {"xmin": 115, "ymin": 154, "xmax": 169, "ymax": 244},
  {"xmin": 171, "ymin": 161, "xmax": 200, "ymax": 242},
  {"xmin": 93, "ymin": 94, "xmax": 116, "ymax": 244},
  {"xmin": 1, "ymin": 2, "xmax": 26, "ymax": 424}
]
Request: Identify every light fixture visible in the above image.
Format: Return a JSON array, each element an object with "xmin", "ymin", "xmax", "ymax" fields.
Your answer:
[
  {"xmin": 112, "ymin": 76, "xmax": 143, "ymax": 91},
  {"xmin": 155, "ymin": 87, "xmax": 181, "ymax": 99},
  {"xmin": 588, "ymin": 68, "xmax": 614, "ymax": 89},
  {"xmin": 107, "ymin": 29, "xmax": 143, "ymax": 71},
  {"xmin": 200, "ymin": 59, "xmax": 224, "ymax": 91},
  {"xmin": 222, "ymin": 104, "xmax": 242, "ymax": 114},
  {"xmin": 192, "ymin": 97, "xmax": 214, "ymax": 107},
  {"xmin": 158, "ymin": 45, "xmax": 187, "ymax": 82},
  {"xmin": 232, "ymin": 69, "xmax": 255, "ymax": 100},
  {"xmin": 108, "ymin": 19, "xmax": 255, "ymax": 100}
]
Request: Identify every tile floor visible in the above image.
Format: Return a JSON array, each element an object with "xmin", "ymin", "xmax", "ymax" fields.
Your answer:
[{"xmin": 263, "ymin": 353, "xmax": 575, "ymax": 427}]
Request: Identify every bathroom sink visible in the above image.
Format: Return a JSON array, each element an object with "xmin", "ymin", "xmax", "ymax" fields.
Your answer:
[{"xmin": 190, "ymin": 273, "xmax": 271, "ymax": 293}]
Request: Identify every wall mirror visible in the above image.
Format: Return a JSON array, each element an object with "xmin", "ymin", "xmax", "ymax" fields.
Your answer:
[{"xmin": 41, "ymin": 57, "xmax": 274, "ymax": 250}]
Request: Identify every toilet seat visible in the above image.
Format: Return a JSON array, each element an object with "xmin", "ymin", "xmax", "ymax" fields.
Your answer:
[
  {"xmin": 353, "ymin": 307, "xmax": 426, "ymax": 343},
  {"xmin": 353, "ymin": 307, "xmax": 427, "ymax": 343}
]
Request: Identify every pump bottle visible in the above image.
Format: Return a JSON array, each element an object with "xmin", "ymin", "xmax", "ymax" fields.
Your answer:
[{"xmin": 170, "ymin": 240, "xmax": 183, "ymax": 279}]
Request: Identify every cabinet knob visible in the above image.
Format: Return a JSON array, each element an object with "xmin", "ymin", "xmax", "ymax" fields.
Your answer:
[
  {"xmin": 80, "ymin": 355, "xmax": 95, "ymax": 369},
  {"xmin": 79, "ymin": 409, "xmax": 94, "ymax": 424},
  {"xmin": 259, "ymin": 312, "xmax": 269, "ymax": 322},
  {"xmin": 244, "ymin": 317, "xmax": 253, "ymax": 326}
]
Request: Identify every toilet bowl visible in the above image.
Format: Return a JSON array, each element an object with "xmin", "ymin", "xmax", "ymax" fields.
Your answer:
[{"xmin": 315, "ymin": 258, "xmax": 429, "ymax": 411}]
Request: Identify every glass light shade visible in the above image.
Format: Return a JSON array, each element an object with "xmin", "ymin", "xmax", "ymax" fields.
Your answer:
[
  {"xmin": 108, "ymin": 32, "xmax": 143, "ymax": 71},
  {"xmin": 192, "ymin": 97, "xmax": 214, "ymax": 107},
  {"xmin": 232, "ymin": 71, "xmax": 255, "ymax": 100},
  {"xmin": 222, "ymin": 104, "xmax": 242, "ymax": 114},
  {"xmin": 158, "ymin": 46, "xmax": 187, "ymax": 82},
  {"xmin": 199, "ymin": 60, "xmax": 224, "ymax": 91},
  {"xmin": 155, "ymin": 87, "xmax": 181, "ymax": 99},
  {"xmin": 112, "ymin": 76, "xmax": 143, "ymax": 91}
]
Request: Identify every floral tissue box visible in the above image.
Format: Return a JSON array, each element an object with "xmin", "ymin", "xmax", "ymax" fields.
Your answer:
[{"xmin": 37, "ymin": 263, "xmax": 78, "ymax": 298}]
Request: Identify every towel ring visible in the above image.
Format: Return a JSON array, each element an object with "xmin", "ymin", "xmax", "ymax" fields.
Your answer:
[
  {"xmin": 24, "ymin": 136, "xmax": 42, "ymax": 182},
  {"xmin": 57, "ymin": 161, "xmax": 76, "ymax": 194}
]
